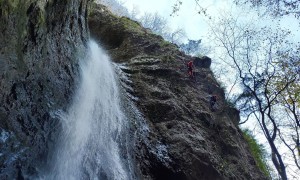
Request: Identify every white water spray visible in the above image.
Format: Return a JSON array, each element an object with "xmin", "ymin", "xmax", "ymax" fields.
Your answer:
[{"xmin": 47, "ymin": 40, "xmax": 130, "ymax": 180}]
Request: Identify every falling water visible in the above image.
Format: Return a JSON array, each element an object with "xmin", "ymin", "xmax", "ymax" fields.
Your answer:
[{"xmin": 46, "ymin": 40, "xmax": 131, "ymax": 180}]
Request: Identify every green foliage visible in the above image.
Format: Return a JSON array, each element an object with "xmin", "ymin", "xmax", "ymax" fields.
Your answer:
[
  {"xmin": 159, "ymin": 39, "xmax": 172, "ymax": 47},
  {"xmin": 242, "ymin": 129, "xmax": 271, "ymax": 178},
  {"xmin": 88, "ymin": 1, "xmax": 97, "ymax": 16},
  {"xmin": 16, "ymin": 1, "xmax": 29, "ymax": 67},
  {"xmin": 0, "ymin": 0, "xmax": 18, "ymax": 17},
  {"xmin": 120, "ymin": 17, "xmax": 144, "ymax": 33}
]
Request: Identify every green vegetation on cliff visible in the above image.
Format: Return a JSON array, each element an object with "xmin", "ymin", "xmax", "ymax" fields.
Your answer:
[{"xmin": 243, "ymin": 129, "xmax": 271, "ymax": 178}]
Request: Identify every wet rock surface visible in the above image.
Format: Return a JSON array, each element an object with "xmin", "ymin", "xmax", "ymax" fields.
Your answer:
[
  {"xmin": 89, "ymin": 4, "xmax": 267, "ymax": 180},
  {"xmin": 0, "ymin": 0, "xmax": 89, "ymax": 179}
]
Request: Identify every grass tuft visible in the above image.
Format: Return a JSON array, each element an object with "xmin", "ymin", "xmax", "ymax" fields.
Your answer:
[{"xmin": 242, "ymin": 129, "xmax": 271, "ymax": 178}]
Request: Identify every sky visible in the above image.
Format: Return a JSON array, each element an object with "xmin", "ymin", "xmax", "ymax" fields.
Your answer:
[
  {"xmin": 123, "ymin": 0, "xmax": 226, "ymax": 40},
  {"xmin": 123, "ymin": 0, "xmax": 300, "ymax": 43}
]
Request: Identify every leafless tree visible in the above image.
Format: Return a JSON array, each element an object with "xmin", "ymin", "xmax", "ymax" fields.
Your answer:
[
  {"xmin": 165, "ymin": 28, "xmax": 186, "ymax": 44},
  {"xmin": 139, "ymin": 12, "xmax": 187, "ymax": 44},
  {"xmin": 208, "ymin": 13, "xmax": 300, "ymax": 179},
  {"xmin": 171, "ymin": 0, "xmax": 208, "ymax": 17},
  {"xmin": 128, "ymin": 5, "xmax": 140, "ymax": 21},
  {"xmin": 140, "ymin": 12, "xmax": 169, "ymax": 35},
  {"xmin": 234, "ymin": 0, "xmax": 300, "ymax": 18}
]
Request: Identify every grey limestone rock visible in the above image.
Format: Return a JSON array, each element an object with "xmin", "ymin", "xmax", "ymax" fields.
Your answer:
[{"xmin": 0, "ymin": 0, "xmax": 89, "ymax": 178}]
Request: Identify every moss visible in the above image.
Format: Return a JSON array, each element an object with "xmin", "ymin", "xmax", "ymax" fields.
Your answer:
[
  {"xmin": 219, "ymin": 159, "xmax": 228, "ymax": 172},
  {"xmin": 161, "ymin": 55, "xmax": 174, "ymax": 63},
  {"xmin": 36, "ymin": 4, "xmax": 46, "ymax": 26},
  {"xmin": 1, "ymin": 0, "xmax": 18, "ymax": 9},
  {"xmin": 120, "ymin": 17, "xmax": 144, "ymax": 34},
  {"xmin": 87, "ymin": 1, "xmax": 96, "ymax": 16},
  {"xmin": 0, "ymin": 0, "xmax": 48, "ymax": 71},
  {"xmin": 0, "ymin": 0, "xmax": 28, "ymax": 15},
  {"xmin": 0, "ymin": 0, "xmax": 15, "ymax": 17},
  {"xmin": 160, "ymin": 39, "xmax": 172, "ymax": 47},
  {"xmin": 242, "ymin": 129, "xmax": 271, "ymax": 178},
  {"xmin": 15, "ymin": 1, "xmax": 30, "ymax": 71},
  {"xmin": 16, "ymin": 1, "xmax": 46, "ymax": 68}
]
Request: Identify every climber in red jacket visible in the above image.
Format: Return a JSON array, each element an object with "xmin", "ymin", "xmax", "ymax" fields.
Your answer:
[{"xmin": 187, "ymin": 60, "xmax": 194, "ymax": 78}]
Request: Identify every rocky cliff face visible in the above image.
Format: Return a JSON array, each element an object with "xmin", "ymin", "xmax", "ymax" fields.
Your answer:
[
  {"xmin": 0, "ymin": 0, "xmax": 268, "ymax": 179},
  {"xmin": 0, "ymin": 0, "xmax": 89, "ymax": 179},
  {"xmin": 89, "ymin": 4, "xmax": 267, "ymax": 180}
]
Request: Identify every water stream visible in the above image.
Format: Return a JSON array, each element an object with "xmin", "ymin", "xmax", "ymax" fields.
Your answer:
[{"xmin": 46, "ymin": 40, "xmax": 131, "ymax": 180}]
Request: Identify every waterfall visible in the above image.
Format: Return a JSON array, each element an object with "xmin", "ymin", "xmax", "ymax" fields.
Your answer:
[{"xmin": 45, "ymin": 40, "xmax": 131, "ymax": 180}]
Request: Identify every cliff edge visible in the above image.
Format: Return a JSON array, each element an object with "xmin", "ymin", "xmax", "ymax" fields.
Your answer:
[{"xmin": 89, "ymin": 4, "xmax": 267, "ymax": 180}]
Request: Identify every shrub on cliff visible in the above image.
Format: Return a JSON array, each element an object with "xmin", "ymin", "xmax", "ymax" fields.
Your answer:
[{"xmin": 242, "ymin": 129, "xmax": 271, "ymax": 178}]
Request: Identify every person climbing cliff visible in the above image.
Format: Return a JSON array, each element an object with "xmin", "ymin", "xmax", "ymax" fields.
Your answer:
[
  {"xmin": 210, "ymin": 95, "xmax": 217, "ymax": 111},
  {"xmin": 187, "ymin": 60, "xmax": 194, "ymax": 78}
]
